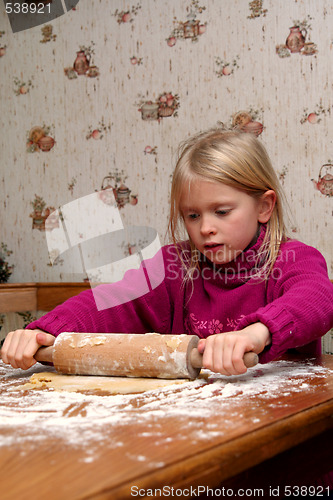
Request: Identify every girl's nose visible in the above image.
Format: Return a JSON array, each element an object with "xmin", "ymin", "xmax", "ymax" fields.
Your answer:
[{"xmin": 200, "ymin": 216, "xmax": 217, "ymax": 235}]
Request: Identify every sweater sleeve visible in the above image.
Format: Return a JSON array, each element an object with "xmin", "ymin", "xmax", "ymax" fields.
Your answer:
[
  {"xmin": 27, "ymin": 248, "xmax": 173, "ymax": 337},
  {"xmin": 237, "ymin": 241, "xmax": 333, "ymax": 363}
]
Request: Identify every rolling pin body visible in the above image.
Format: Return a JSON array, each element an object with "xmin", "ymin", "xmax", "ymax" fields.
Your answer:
[{"xmin": 34, "ymin": 333, "xmax": 258, "ymax": 380}]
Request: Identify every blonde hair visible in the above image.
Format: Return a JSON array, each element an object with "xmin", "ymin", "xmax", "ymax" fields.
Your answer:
[{"xmin": 168, "ymin": 127, "xmax": 288, "ymax": 281}]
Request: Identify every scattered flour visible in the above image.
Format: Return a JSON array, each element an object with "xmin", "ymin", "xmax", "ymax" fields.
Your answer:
[{"xmin": 0, "ymin": 359, "xmax": 331, "ymax": 462}]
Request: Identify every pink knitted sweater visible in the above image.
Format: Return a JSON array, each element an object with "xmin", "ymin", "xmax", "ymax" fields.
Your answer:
[{"xmin": 28, "ymin": 226, "xmax": 333, "ymax": 364}]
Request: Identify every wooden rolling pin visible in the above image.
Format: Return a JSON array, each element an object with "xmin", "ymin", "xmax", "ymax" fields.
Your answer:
[{"xmin": 34, "ymin": 332, "xmax": 258, "ymax": 380}]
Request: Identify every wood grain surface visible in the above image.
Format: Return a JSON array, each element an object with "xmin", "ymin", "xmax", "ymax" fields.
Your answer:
[
  {"xmin": 0, "ymin": 282, "xmax": 90, "ymax": 312},
  {"xmin": 0, "ymin": 354, "xmax": 333, "ymax": 500}
]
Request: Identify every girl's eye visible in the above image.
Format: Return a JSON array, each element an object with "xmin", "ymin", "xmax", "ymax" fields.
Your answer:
[
  {"xmin": 187, "ymin": 213, "xmax": 199, "ymax": 220},
  {"xmin": 216, "ymin": 210, "xmax": 230, "ymax": 216}
]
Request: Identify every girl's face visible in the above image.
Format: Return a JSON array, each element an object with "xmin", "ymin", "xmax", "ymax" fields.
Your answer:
[{"xmin": 180, "ymin": 179, "xmax": 273, "ymax": 265}]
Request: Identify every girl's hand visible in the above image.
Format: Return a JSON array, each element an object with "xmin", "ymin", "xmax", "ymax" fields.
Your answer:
[
  {"xmin": 1, "ymin": 329, "xmax": 55, "ymax": 370},
  {"xmin": 197, "ymin": 322, "xmax": 271, "ymax": 376}
]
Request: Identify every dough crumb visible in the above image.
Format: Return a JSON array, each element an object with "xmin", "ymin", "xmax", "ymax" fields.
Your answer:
[
  {"xmin": 68, "ymin": 335, "xmax": 108, "ymax": 348},
  {"xmin": 166, "ymin": 336, "xmax": 182, "ymax": 350}
]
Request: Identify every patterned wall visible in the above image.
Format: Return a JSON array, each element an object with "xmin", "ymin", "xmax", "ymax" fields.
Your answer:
[{"xmin": 0, "ymin": 0, "xmax": 332, "ymax": 347}]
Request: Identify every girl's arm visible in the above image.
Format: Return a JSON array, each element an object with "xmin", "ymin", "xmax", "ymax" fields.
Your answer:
[
  {"xmin": 2, "ymin": 249, "xmax": 174, "ymax": 369},
  {"xmin": 27, "ymin": 249, "xmax": 173, "ymax": 337},
  {"xmin": 238, "ymin": 241, "xmax": 333, "ymax": 364}
]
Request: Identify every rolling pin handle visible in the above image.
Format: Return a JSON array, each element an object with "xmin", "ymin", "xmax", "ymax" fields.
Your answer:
[
  {"xmin": 34, "ymin": 346, "xmax": 54, "ymax": 364},
  {"xmin": 244, "ymin": 352, "xmax": 259, "ymax": 368},
  {"xmin": 189, "ymin": 347, "xmax": 259, "ymax": 370},
  {"xmin": 190, "ymin": 347, "xmax": 203, "ymax": 369}
]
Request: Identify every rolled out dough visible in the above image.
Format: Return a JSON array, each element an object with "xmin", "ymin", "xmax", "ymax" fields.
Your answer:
[{"xmin": 15, "ymin": 371, "xmax": 190, "ymax": 395}]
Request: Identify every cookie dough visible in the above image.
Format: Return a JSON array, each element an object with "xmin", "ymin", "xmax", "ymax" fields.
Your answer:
[{"xmin": 15, "ymin": 371, "xmax": 189, "ymax": 395}]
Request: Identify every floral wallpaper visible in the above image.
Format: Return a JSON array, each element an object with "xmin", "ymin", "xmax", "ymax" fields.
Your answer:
[{"xmin": 0, "ymin": 0, "xmax": 332, "ymax": 350}]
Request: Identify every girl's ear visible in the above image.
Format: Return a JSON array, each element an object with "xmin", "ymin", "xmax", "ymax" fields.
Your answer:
[{"xmin": 258, "ymin": 190, "xmax": 276, "ymax": 223}]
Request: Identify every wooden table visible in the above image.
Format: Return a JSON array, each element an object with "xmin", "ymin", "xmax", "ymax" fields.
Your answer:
[
  {"xmin": 0, "ymin": 354, "xmax": 333, "ymax": 500},
  {"xmin": 0, "ymin": 282, "xmax": 90, "ymax": 313}
]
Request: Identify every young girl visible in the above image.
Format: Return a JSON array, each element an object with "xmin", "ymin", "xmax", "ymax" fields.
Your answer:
[{"xmin": 2, "ymin": 128, "xmax": 333, "ymax": 377}]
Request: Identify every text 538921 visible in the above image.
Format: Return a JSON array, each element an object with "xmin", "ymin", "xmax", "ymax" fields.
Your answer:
[{"xmin": 5, "ymin": 3, "xmax": 51, "ymax": 14}]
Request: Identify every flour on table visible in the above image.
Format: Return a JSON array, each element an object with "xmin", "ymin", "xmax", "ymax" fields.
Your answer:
[
  {"xmin": 1, "ymin": 358, "xmax": 332, "ymax": 462},
  {"xmin": 15, "ymin": 371, "xmax": 189, "ymax": 394}
]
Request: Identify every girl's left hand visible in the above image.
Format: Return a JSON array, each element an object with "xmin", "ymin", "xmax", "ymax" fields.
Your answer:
[{"xmin": 197, "ymin": 322, "xmax": 271, "ymax": 376}]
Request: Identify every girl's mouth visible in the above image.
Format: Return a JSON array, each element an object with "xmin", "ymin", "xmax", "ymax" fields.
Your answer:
[{"xmin": 204, "ymin": 243, "xmax": 224, "ymax": 253}]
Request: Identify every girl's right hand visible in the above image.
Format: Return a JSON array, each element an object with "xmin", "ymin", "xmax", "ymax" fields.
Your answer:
[{"xmin": 1, "ymin": 329, "xmax": 55, "ymax": 370}]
